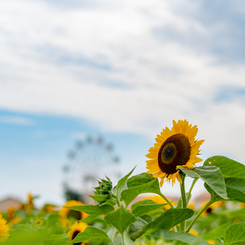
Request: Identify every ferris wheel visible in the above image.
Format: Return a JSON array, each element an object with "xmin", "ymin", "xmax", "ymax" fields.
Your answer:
[{"xmin": 62, "ymin": 135, "xmax": 121, "ymax": 199}]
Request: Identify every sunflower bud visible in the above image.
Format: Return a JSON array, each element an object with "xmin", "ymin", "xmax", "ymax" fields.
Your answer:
[{"xmin": 91, "ymin": 177, "xmax": 113, "ymax": 204}]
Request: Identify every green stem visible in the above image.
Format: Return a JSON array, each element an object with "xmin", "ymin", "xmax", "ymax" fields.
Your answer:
[
  {"xmin": 180, "ymin": 173, "xmax": 187, "ymax": 231},
  {"xmin": 185, "ymin": 199, "xmax": 214, "ymax": 233},
  {"xmin": 159, "ymin": 189, "xmax": 178, "ymax": 232},
  {"xmin": 186, "ymin": 178, "xmax": 198, "ymax": 204},
  {"xmin": 121, "ymin": 232, "xmax": 125, "ymax": 245}
]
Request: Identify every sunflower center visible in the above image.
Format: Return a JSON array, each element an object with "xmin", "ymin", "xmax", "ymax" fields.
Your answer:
[
  {"xmin": 72, "ymin": 230, "xmax": 81, "ymax": 245},
  {"xmin": 158, "ymin": 133, "xmax": 191, "ymax": 174},
  {"xmin": 67, "ymin": 210, "xmax": 82, "ymax": 220}
]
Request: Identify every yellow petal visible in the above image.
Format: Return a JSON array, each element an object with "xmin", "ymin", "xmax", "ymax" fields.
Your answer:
[{"xmin": 145, "ymin": 152, "xmax": 158, "ymax": 159}]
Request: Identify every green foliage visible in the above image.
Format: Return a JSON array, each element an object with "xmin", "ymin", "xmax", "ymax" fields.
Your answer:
[
  {"xmin": 224, "ymin": 222, "xmax": 245, "ymax": 245},
  {"xmin": 131, "ymin": 200, "xmax": 166, "ymax": 217},
  {"xmin": 72, "ymin": 226, "xmax": 112, "ymax": 243},
  {"xmin": 4, "ymin": 155, "xmax": 245, "ymax": 245},
  {"xmin": 152, "ymin": 230, "xmax": 210, "ymax": 245},
  {"xmin": 179, "ymin": 166, "xmax": 228, "ymax": 199},
  {"xmin": 204, "ymin": 156, "xmax": 245, "ymax": 202},
  {"xmin": 104, "ymin": 206, "xmax": 137, "ymax": 234}
]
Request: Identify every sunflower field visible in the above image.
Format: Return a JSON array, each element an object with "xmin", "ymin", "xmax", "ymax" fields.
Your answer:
[{"xmin": 2, "ymin": 120, "xmax": 245, "ymax": 245}]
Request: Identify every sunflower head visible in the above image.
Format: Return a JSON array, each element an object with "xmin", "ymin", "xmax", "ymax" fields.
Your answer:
[
  {"xmin": 34, "ymin": 219, "xmax": 44, "ymax": 226},
  {"xmin": 0, "ymin": 215, "xmax": 10, "ymax": 242},
  {"xmin": 7, "ymin": 206, "xmax": 15, "ymax": 220},
  {"xmin": 59, "ymin": 200, "xmax": 88, "ymax": 227},
  {"xmin": 41, "ymin": 204, "xmax": 57, "ymax": 214},
  {"xmin": 201, "ymin": 201, "xmax": 220, "ymax": 217},
  {"xmin": 146, "ymin": 120, "xmax": 204, "ymax": 186},
  {"xmin": 68, "ymin": 221, "xmax": 88, "ymax": 245},
  {"xmin": 27, "ymin": 193, "xmax": 34, "ymax": 213}
]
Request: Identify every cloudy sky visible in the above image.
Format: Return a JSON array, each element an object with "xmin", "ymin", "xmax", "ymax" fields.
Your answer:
[{"xmin": 1, "ymin": 0, "xmax": 245, "ymax": 207}]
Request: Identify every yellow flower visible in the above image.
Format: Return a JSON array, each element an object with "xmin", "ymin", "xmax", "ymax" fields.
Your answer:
[
  {"xmin": 0, "ymin": 215, "xmax": 10, "ymax": 242},
  {"xmin": 189, "ymin": 229, "xmax": 198, "ymax": 237},
  {"xmin": 68, "ymin": 221, "xmax": 88, "ymax": 244},
  {"xmin": 146, "ymin": 119, "xmax": 204, "ymax": 186},
  {"xmin": 41, "ymin": 204, "xmax": 57, "ymax": 214},
  {"xmin": 207, "ymin": 240, "xmax": 215, "ymax": 244},
  {"xmin": 6, "ymin": 206, "xmax": 22, "ymax": 225},
  {"xmin": 27, "ymin": 193, "xmax": 34, "ymax": 213},
  {"xmin": 34, "ymin": 219, "xmax": 43, "ymax": 226},
  {"xmin": 187, "ymin": 202, "xmax": 195, "ymax": 211},
  {"xmin": 59, "ymin": 200, "xmax": 88, "ymax": 228},
  {"xmin": 201, "ymin": 201, "xmax": 220, "ymax": 217},
  {"xmin": 141, "ymin": 195, "xmax": 176, "ymax": 210},
  {"xmin": 239, "ymin": 203, "xmax": 245, "ymax": 208}
]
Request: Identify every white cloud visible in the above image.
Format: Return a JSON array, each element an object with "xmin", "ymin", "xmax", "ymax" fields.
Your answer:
[
  {"xmin": 0, "ymin": 115, "xmax": 34, "ymax": 125},
  {"xmin": 0, "ymin": 0, "xmax": 245, "ymax": 165}
]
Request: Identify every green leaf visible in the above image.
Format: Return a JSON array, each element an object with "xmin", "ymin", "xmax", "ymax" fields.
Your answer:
[
  {"xmin": 225, "ymin": 178, "xmax": 245, "ymax": 203},
  {"xmin": 204, "ymin": 156, "xmax": 245, "ymax": 179},
  {"xmin": 104, "ymin": 205, "xmax": 137, "ymax": 234},
  {"xmin": 203, "ymin": 223, "xmax": 230, "ymax": 240},
  {"xmin": 204, "ymin": 183, "xmax": 225, "ymax": 202},
  {"xmin": 131, "ymin": 201, "xmax": 166, "ymax": 217},
  {"xmin": 123, "ymin": 230, "xmax": 136, "ymax": 245},
  {"xmin": 127, "ymin": 172, "xmax": 160, "ymax": 191},
  {"xmin": 224, "ymin": 222, "xmax": 245, "ymax": 245},
  {"xmin": 107, "ymin": 227, "xmax": 118, "ymax": 242},
  {"xmin": 152, "ymin": 230, "xmax": 210, "ymax": 245},
  {"xmin": 66, "ymin": 204, "xmax": 114, "ymax": 214},
  {"xmin": 90, "ymin": 194, "xmax": 110, "ymax": 203},
  {"xmin": 178, "ymin": 166, "xmax": 228, "ymax": 199},
  {"xmin": 128, "ymin": 217, "xmax": 148, "ymax": 235},
  {"xmin": 148, "ymin": 208, "xmax": 194, "ymax": 230},
  {"xmin": 72, "ymin": 226, "xmax": 112, "ymax": 243},
  {"xmin": 215, "ymin": 238, "xmax": 224, "ymax": 245},
  {"xmin": 113, "ymin": 166, "xmax": 136, "ymax": 199},
  {"xmin": 121, "ymin": 179, "xmax": 160, "ymax": 207},
  {"xmin": 203, "ymin": 156, "xmax": 245, "ymax": 202},
  {"xmin": 130, "ymin": 208, "xmax": 193, "ymax": 240},
  {"xmin": 80, "ymin": 214, "xmax": 100, "ymax": 223}
]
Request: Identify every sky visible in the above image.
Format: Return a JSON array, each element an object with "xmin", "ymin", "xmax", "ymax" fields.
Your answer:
[{"xmin": 1, "ymin": 0, "xmax": 245, "ymax": 207}]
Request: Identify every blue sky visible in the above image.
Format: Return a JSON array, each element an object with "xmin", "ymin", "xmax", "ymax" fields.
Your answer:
[{"xmin": 1, "ymin": 0, "xmax": 245, "ymax": 206}]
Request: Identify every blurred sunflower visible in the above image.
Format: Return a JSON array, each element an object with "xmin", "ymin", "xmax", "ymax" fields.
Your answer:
[
  {"xmin": 68, "ymin": 221, "xmax": 88, "ymax": 245},
  {"xmin": 0, "ymin": 215, "xmax": 10, "ymax": 242},
  {"xmin": 27, "ymin": 193, "xmax": 34, "ymax": 213},
  {"xmin": 141, "ymin": 195, "xmax": 176, "ymax": 210},
  {"xmin": 41, "ymin": 204, "xmax": 57, "ymax": 214},
  {"xmin": 59, "ymin": 200, "xmax": 88, "ymax": 228},
  {"xmin": 6, "ymin": 206, "xmax": 22, "ymax": 225},
  {"xmin": 187, "ymin": 202, "xmax": 195, "ymax": 211},
  {"xmin": 189, "ymin": 229, "xmax": 198, "ymax": 237},
  {"xmin": 34, "ymin": 219, "xmax": 43, "ymax": 226},
  {"xmin": 146, "ymin": 119, "xmax": 204, "ymax": 186},
  {"xmin": 201, "ymin": 201, "xmax": 220, "ymax": 217}
]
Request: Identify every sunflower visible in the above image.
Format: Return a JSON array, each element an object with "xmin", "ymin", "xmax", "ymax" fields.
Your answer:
[
  {"xmin": 0, "ymin": 215, "xmax": 10, "ymax": 242},
  {"xmin": 27, "ymin": 193, "xmax": 34, "ymax": 213},
  {"xmin": 201, "ymin": 201, "xmax": 220, "ymax": 217},
  {"xmin": 68, "ymin": 221, "xmax": 88, "ymax": 245},
  {"xmin": 59, "ymin": 200, "xmax": 88, "ymax": 228},
  {"xmin": 34, "ymin": 219, "xmax": 43, "ymax": 226},
  {"xmin": 189, "ymin": 229, "xmax": 198, "ymax": 237},
  {"xmin": 6, "ymin": 206, "xmax": 22, "ymax": 225},
  {"xmin": 146, "ymin": 119, "xmax": 204, "ymax": 186},
  {"xmin": 141, "ymin": 195, "xmax": 176, "ymax": 210}
]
